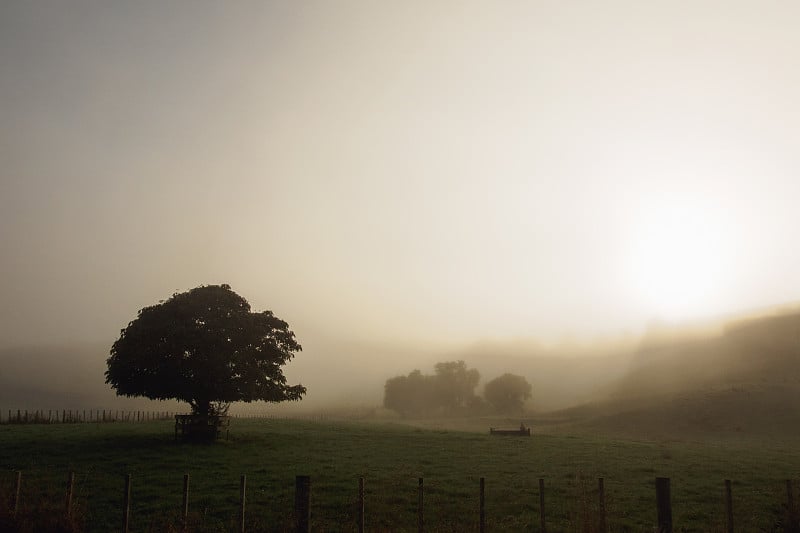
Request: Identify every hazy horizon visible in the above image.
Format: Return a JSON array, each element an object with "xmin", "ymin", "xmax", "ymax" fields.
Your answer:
[{"xmin": 4, "ymin": 2, "xmax": 800, "ymax": 356}]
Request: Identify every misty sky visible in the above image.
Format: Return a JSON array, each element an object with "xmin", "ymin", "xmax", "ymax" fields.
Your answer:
[{"xmin": 2, "ymin": 1, "xmax": 800, "ymax": 351}]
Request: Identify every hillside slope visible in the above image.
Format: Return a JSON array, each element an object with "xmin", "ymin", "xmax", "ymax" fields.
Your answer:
[{"xmin": 554, "ymin": 310, "xmax": 800, "ymax": 440}]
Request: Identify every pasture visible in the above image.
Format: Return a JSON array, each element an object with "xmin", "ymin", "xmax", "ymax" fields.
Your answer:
[{"xmin": 1, "ymin": 417, "xmax": 799, "ymax": 532}]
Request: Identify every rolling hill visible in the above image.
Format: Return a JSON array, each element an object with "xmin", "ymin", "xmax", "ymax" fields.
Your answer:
[{"xmin": 550, "ymin": 309, "xmax": 800, "ymax": 440}]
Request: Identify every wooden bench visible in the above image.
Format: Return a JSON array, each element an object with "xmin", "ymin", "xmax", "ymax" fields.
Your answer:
[
  {"xmin": 489, "ymin": 426, "xmax": 531, "ymax": 436},
  {"xmin": 174, "ymin": 414, "xmax": 231, "ymax": 441}
]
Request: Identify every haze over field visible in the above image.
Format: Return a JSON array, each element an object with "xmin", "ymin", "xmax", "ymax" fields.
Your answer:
[{"xmin": 3, "ymin": 2, "xmax": 800, "ymax": 414}]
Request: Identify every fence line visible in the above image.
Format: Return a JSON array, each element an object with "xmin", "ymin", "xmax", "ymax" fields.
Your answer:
[
  {"xmin": 4, "ymin": 471, "xmax": 799, "ymax": 532},
  {"xmin": 0, "ymin": 408, "xmax": 357, "ymax": 425},
  {"xmin": 0, "ymin": 408, "xmax": 177, "ymax": 424}
]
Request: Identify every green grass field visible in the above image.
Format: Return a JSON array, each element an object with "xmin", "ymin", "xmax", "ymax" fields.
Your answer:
[{"xmin": 1, "ymin": 418, "xmax": 799, "ymax": 532}]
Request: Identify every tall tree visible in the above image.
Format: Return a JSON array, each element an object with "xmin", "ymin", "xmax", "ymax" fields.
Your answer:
[
  {"xmin": 433, "ymin": 360, "xmax": 480, "ymax": 412},
  {"xmin": 106, "ymin": 284, "xmax": 305, "ymax": 417}
]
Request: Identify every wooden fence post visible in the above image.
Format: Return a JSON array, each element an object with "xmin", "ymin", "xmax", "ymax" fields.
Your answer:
[
  {"xmin": 358, "ymin": 477, "xmax": 365, "ymax": 533},
  {"xmin": 787, "ymin": 479, "xmax": 797, "ymax": 533},
  {"xmin": 418, "ymin": 477, "xmax": 424, "ymax": 533},
  {"xmin": 655, "ymin": 477, "xmax": 672, "ymax": 533},
  {"xmin": 479, "ymin": 477, "xmax": 485, "ymax": 533},
  {"xmin": 65, "ymin": 471, "xmax": 75, "ymax": 518},
  {"xmin": 295, "ymin": 475, "xmax": 311, "ymax": 533},
  {"xmin": 182, "ymin": 473, "xmax": 190, "ymax": 531},
  {"xmin": 13, "ymin": 471, "xmax": 21, "ymax": 515},
  {"xmin": 123, "ymin": 474, "xmax": 131, "ymax": 533},
  {"xmin": 240, "ymin": 474, "xmax": 246, "ymax": 533},
  {"xmin": 724, "ymin": 479, "xmax": 733, "ymax": 533},
  {"xmin": 539, "ymin": 478, "xmax": 547, "ymax": 533},
  {"xmin": 598, "ymin": 477, "xmax": 607, "ymax": 533}
]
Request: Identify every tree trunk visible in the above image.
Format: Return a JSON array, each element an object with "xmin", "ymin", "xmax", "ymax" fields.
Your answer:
[
  {"xmin": 183, "ymin": 399, "xmax": 222, "ymax": 441},
  {"xmin": 193, "ymin": 399, "xmax": 212, "ymax": 417}
]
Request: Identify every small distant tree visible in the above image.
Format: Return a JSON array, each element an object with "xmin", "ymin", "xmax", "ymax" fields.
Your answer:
[
  {"xmin": 383, "ymin": 369, "xmax": 433, "ymax": 416},
  {"xmin": 483, "ymin": 373, "xmax": 532, "ymax": 413},
  {"xmin": 106, "ymin": 284, "xmax": 306, "ymax": 419}
]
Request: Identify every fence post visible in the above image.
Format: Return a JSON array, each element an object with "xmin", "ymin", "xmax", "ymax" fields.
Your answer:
[
  {"xmin": 13, "ymin": 471, "xmax": 21, "ymax": 515},
  {"xmin": 182, "ymin": 473, "xmax": 190, "ymax": 531},
  {"xmin": 357, "ymin": 477, "xmax": 365, "ymax": 533},
  {"xmin": 295, "ymin": 475, "xmax": 311, "ymax": 533},
  {"xmin": 539, "ymin": 478, "xmax": 546, "ymax": 533},
  {"xmin": 123, "ymin": 474, "xmax": 131, "ymax": 533},
  {"xmin": 787, "ymin": 479, "xmax": 797, "ymax": 533},
  {"xmin": 479, "ymin": 477, "xmax": 485, "ymax": 533},
  {"xmin": 418, "ymin": 477, "xmax": 424, "ymax": 533},
  {"xmin": 598, "ymin": 478, "xmax": 607, "ymax": 533},
  {"xmin": 239, "ymin": 474, "xmax": 246, "ymax": 533},
  {"xmin": 655, "ymin": 477, "xmax": 672, "ymax": 533},
  {"xmin": 724, "ymin": 479, "xmax": 733, "ymax": 533},
  {"xmin": 66, "ymin": 471, "xmax": 75, "ymax": 517}
]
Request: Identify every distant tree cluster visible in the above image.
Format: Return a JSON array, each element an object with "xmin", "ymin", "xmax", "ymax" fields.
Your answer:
[
  {"xmin": 384, "ymin": 361, "xmax": 481, "ymax": 416},
  {"xmin": 383, "ymin": 361, "xmax": 531, "ymax": 416}
]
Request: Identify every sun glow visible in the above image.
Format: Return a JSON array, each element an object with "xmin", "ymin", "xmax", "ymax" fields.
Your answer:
[{"xmin": 625, "ymin": 197, "xmax": 736, "ymax": 321}]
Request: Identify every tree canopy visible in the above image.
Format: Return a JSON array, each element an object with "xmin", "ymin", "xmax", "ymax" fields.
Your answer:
[
  {"xmin": 383, "ymin": 369, "xmax": 433, "ymax": 416},
  {"xmin": 483, "ymin": 373, "xmax": 532, "ymax": 413},
  {"xmin": 106, "ymin": 284, "xmax": 305, "ymax": 416}
]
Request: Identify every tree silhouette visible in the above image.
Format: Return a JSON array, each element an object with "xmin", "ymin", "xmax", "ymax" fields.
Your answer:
[
  {"xmin": 106, "ymin": 284, "xmax": 305, "ymax": 417},
  {"xmin": 433, "ymin": 360, "xmax": 480, "ymax": 412},
  {"xmin": 383, "ymin": 361, "xmax": 480, "ymax": 416},
  {"xmin": 383, "ymin": 369, "xmax": 434, "ymax": 416},
  {"xmin": 484, "ymin": 373, "xmax": 532, "ymax": 413}
]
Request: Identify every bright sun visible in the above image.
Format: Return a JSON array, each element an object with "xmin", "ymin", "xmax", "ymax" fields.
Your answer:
[{"xmin": 625, "ymin": 200, "xmax": 735, "ymax": 321}]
